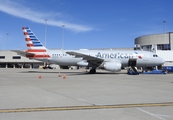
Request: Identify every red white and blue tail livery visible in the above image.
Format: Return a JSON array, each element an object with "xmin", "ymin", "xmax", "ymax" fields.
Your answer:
[{"xmin": 22, "ymin": 27, "xmax": 50, "ymax": 59}]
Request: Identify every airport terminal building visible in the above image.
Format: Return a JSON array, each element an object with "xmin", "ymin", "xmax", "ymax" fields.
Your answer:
[
  {"xmin": 135, "ymin": 32, "xmax": 173, "ymax": 66},
  {"xmin": 0, "ymin": 50, "xmax": 43, "ymax": 68}
]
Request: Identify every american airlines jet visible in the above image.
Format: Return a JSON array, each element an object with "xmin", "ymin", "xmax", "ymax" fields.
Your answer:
[{"xmin": 13, "ymin": 27, "xmax": 165, "ymax": 74}]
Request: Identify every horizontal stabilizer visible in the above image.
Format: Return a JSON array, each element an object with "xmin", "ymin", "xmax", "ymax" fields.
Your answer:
[{"xmin": 12, "ymin": 50, "xmax": 35, "ymax": 57}]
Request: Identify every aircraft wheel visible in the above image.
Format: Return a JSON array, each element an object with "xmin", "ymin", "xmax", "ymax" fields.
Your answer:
[{"xmin": 89, "ymin": 69, "xmax": 96, "ymax": 74}]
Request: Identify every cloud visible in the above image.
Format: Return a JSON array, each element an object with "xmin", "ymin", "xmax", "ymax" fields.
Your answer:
[{"xmin": 0, "ymin": 0, "xmax": 93, "ymax": 32}]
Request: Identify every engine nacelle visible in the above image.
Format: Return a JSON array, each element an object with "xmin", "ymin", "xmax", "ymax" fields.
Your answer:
[
  {"xmin": 77, "ymin": 60, "xmax": 88, "ymax": 67},
  {"xmin": 103, "ymin": 62, "xmax": 122, "ymax": 72}
]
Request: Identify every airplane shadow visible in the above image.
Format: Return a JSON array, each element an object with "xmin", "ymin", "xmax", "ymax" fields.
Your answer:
[{"xmin": 19, "ymin": 70, "xmax": 126, "ymax": 76}]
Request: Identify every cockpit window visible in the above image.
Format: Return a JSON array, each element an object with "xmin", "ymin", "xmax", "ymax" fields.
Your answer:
[{"xmin": 153, "ymin": 54, "xmax": 158, "ymax": 57}]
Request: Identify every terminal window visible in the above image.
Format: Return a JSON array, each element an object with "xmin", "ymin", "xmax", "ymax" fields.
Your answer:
[
  {"xmin": 0, "ymin": 56, "xmax": 5, "ymax": 59},
  {"xmin": 141, "ymin": 45, "xmax": 152, "ymax": 51},
  {"xmin": 12, "ymin": 56, "xmax": 21, "ymax": 59},
  {"xmin": 157, "ymin": 44, "xmax": 170, "ymax": 50}
]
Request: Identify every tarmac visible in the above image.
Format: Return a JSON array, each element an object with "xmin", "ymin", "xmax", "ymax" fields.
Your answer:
[{"xmin": 0, "ymin": 68, "xmax": 173, "ymax": 120}]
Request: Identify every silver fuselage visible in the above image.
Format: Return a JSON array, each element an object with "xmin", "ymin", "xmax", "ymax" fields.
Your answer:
[{"xmin": 35, "ymin": 49, "xmax": 165, "ymax": 67}]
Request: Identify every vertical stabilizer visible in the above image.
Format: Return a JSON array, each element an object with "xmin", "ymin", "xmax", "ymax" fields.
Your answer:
[{"xmin": 22, "ymin": 27, "xmax": 50, "ymax": 58}]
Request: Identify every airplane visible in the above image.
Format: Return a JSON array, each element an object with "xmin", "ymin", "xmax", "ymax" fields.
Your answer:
[{"xmin": 13, "ymin": 27, "xmax": 165, "ymax": 74}]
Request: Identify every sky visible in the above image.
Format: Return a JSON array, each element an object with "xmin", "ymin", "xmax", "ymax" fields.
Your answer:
[{"xmin": 0, "ymin": 0, "xmax": 173, "ymax": 50}]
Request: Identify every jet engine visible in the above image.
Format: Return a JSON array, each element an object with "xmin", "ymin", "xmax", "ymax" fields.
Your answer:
[
  {"xmin": 77, "ymin": 60, "xmax": 88, "ymax": 66},
  {"xmin": 103, "ymin": 62, "xmax": 122, "ymax": 72}
]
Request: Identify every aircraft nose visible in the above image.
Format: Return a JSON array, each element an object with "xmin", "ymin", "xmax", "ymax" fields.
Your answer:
[{"xmin": 160, "ymin": 57, "xmax": 165, "ymax": 64}]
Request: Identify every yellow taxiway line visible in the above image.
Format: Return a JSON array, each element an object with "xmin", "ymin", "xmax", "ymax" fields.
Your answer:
[{"xmin": 1, "ymin": 102, "xmax": 173, "ymax": 113}]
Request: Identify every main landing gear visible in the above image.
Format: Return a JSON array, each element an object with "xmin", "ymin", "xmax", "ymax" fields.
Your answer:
[{"xmin": 89, "ymin": 68, "xmax": 96, "ymax": 74}]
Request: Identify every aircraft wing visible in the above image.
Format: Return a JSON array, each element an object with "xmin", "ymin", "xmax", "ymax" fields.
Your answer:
[
  {"xmin": 11, "ymin": 50, "xmax": 35, "ymax": 57},
  {"xmin": 66, "ymin": 51, "xmax": 104, "ymax": 66}
]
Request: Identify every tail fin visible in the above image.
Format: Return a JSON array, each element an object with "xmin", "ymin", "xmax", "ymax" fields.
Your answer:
[{"xmin": 22, "ymin": 27, "xmax": 50, "ymax": 58}]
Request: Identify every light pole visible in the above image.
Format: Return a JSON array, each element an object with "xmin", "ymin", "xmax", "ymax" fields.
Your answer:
[
  {"xmin": 44, "ymin": 19, "xmax": 48, "ymax": 68},
  {"xmin": 44, "ymin": 19, "xmax": 48, "ymax": 47},
  {"xmin": 62, "ymin": 25, "xmax": 65, "ymax": 50},
  {"xmin": 6, "ymin": 33, "xmax": 9, "ymax": 50},
  {"xmin": 163, "ymin": 21, "xmax": 166, "ymax": 33}
]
